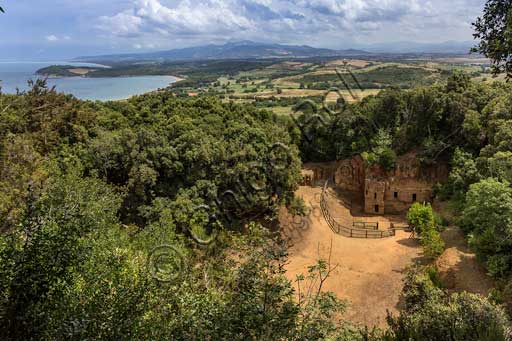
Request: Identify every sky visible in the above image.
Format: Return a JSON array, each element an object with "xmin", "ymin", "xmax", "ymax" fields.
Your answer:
[{"xmin": 0, "ymin": 0, "xmax": 487, "ymax": 60}]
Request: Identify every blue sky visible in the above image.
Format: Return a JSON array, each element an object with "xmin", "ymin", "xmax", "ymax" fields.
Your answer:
[{"xmin": 0, "ymin": 0, "xmax": 487, "ymax": 60}]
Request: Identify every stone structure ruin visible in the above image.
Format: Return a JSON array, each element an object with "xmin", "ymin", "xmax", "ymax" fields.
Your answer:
[{"xmin": 302, "ymin": 152, "xmax": 448, "ymax": 215}]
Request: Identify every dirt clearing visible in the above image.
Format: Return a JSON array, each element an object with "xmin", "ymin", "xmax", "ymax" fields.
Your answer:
[
  {"xmin": 282, "ymin": 186, "xmax": 423, "ymax": 328},
  {"xmin": 436, "ymin": 226, "xmax": 494, "ymax": 295}
]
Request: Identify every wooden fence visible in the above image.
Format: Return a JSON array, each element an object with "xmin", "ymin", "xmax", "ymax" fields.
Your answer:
[
  {"xmin": 320, "ymin": 181, "xmax": 398, "ymax": 239},
  {"xmin": 352, "ymin": 222, "xmax": 379, "ymax": 230}
]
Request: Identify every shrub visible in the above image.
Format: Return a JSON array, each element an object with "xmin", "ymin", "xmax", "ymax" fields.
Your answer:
[
  {"xmin": 421, "ymin": 228, "xmax": 445, "ymax": 258},
  {"xmin": 387, "ymin": 267, "xmax": 512, "ymax": 341},
  {"xmin": 463, "ymin": 178, "xmax": 512, "ymax": 279},
  {"xmin": 288, "ymin": 196, "xmax": 307, "ymax": 216},
  {"xmin": 407, "ymin": 203, "xmax": 445, "ymax": 258},
  {"xmin": 407, "ymin": 202, "xmax": 435, "ymax": 235}
]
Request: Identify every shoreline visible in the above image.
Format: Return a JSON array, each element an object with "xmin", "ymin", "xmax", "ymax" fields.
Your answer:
[
  {"xmin": 1, "ymin": 62, "xmax": 184, "ymax": 101},
  {"xmin": 37, "ymin": 73, "xmax": 184, "ymax": 82}
]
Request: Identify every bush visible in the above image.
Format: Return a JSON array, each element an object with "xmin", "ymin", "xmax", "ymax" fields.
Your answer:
[
  {"xmin": 288, "ymin": 196, "xmax": 307, "ymax": 216},
  {"xmin": 407, "ymin": 203, "xmax": 445, "ymax": 258},
  {"xmin": 387, "ymin": 267, "xmax": 512, "ymax": 341},
  {"xmin": 379, "ymin": 147, "xmax": 397, "ymax": 170},
  {"xmin": 433, "ymin": 212, "xmax": 448, "ymax": 231},
  {"xmin": 421, "ymin": 228, "xmax": 445, "ymax": 258},
  {"xmin": 407, "ymin": 202, "xmax": 435, "ymax": 235},
  {"xmin": 462, "ymin": 178, "xmax": 512, "ymax": 279}
]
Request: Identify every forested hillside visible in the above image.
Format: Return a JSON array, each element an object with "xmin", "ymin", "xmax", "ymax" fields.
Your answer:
[
  {"xmin": 1, "ymin": 71, "xmax": 512, "ymax": 339},
  {"xmin": 2, "ymin": 0, "xmax": 512, "ymax": 339},
  {"xmin": 297, "ymin": 72, "xmax": 512, "ymax": 320}
]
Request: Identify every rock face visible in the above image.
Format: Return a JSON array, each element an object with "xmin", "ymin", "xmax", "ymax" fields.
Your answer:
[{"xmin": 303, "ymin": 152, "xmax": 448, "ymax": 215}]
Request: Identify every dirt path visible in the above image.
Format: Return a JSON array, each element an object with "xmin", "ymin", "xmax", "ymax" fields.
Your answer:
[
  {"xmin": 436, "ymin": 226, "xmax": 494, "ymax": 295},
  {"xmin": 282, "ymin": 186, "xmax": 423, "ymax": 328}
]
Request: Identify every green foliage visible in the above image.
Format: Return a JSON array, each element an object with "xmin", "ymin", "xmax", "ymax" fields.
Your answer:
[
  {"xmin": 0, "ymin": 165, "xmax": 124, "ymax": 339},
  {"xmin": 463, "ymin": 178, "xmax": 512, "ymax": 279},
  {"xmin": 387, "ymin": 266, "xmax": 512, "ymax": 341},
  {"xmin": 433, "ymin": 212, "xmax": 448, "ymax": 231},
  {"xmin": 0, "ymin": 204, "xmax": 357, "ymax": 340},
  {"xmin": 446, "ymin": 148, "xmax": 483, "ymax": 198},
  {"xmin": 36, "ymin": 65, "xmax": 94, "ymax": 77},
  {"xmin": 407, "ymin": 202, "xmax": 435, "ymax": 234},
  {"xmin": 80, "ymin": 94, "xmax": 301, "ymax": 227},
  {"xmin": 300, "ymin": 65, "xmax": 442, "ymax": 90},
  {"xmin": 365, "ymin": 129, "xmax": 397, "ymax": 170},
  {"xmin": 420, "ymin": 228, "xmax": 446, "ymax": 259},
  {"xmin": 288, "ymin": 196, "xmax": 307, "ymax": 216},
  {"xmin": 299, "ymin": 77, "xmax": 504, "ymax": 164},
  {"xmin": 3, "ymin": 60, "xmax": 512, "ymax": 338},
  {"xmin": 407, "ymin": 203, "xmax": 445, "ymax": 258},
  {"xmin": 446, "ymin": 71, "xmax": 471, "ymax": 92},
  {"xmin": 472, "ymin": 0, "xmax": 512, "ymax": 78},
  {"xmin": 489, "ymin": 151, "xmax": 512, "ymax": 183},
  {"xmin": 0, "ymin": 81, "xmax": 361, "ymax": 340}
]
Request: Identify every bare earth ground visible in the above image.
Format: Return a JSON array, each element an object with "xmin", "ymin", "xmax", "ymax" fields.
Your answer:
[
  {"xmin": 436, "ymin": 226, "xmax": 494, "ymax": 295},
  {"xmin": 326, "ymin": 59, "xmax": 372, "ymax": 68},
  {"xmin": 433, "ymin": 200, "xmax": 495, "ymax": 295},
  {"xmin": 282, "ymin": 185, "xmax": 423, "ymax": 328},
  {"xmin": 69, "ymin": 68, "xmax": 96, "ymax": 75},
  {"xmin": 281, "ymin": 185, "xmax": 496, "ymax": 328}
]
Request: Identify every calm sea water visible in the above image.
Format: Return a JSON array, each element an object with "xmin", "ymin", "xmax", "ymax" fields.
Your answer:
[{"xmin": 0, "ymin": 62, "xmax": 178, "ymax": 101}]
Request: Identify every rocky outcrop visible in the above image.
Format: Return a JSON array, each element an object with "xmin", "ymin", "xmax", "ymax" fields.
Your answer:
[{"xmin": 302, "ymin": 152, "xmax": 448, "ymax": 215}]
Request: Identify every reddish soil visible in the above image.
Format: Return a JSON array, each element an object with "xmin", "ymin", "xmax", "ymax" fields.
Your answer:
[
  {"xmin": 281, "ymin": 185, "xmax": 423, "ymax": 328},
  {"xmin": 436, "ymin": 226, "xmax": 494, "ymax": 296}
]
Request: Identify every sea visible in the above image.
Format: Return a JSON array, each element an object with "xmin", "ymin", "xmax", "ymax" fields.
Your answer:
[{"xmin": 0, "ymin": 61, "xmax": 178, "ymax": 101}]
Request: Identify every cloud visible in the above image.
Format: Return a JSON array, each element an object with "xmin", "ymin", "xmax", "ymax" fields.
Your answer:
[
  {"xmin": 45, "ymin": 35, "xmax": 59, "ymax": 42},
  {"xmin": 95, "ymin": 0, "xmax": 487, "ymax": 48},
  {"xmin": 97, "ymin": 10, "xmax": 143, "ymax": 37},
  {"xmin": 109, "ymin": 0, "xmax": 255, "ymax": 35}
]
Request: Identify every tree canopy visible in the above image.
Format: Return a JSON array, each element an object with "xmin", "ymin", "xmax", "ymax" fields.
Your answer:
[{"xmin": 472, "ymin": 0, "xmax": 512, "ymax": 78}]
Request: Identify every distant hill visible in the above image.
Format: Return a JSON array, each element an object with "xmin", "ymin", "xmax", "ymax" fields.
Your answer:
[
  {"xmin": 359, "ymin": 41, "xmax": 474, "ymax": 54},
  {"xmin": 74, "ymin": 41, "xmax": 372, "ymax": 63}
]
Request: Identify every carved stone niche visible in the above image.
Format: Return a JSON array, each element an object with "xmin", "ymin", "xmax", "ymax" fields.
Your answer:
[
  {"xmin": 335, "ymin": 160, "xmax": 363, "ymax": 193},
  {"xmin": 335, "ymin": 164, "xmax": 352, "ymax": 182}
]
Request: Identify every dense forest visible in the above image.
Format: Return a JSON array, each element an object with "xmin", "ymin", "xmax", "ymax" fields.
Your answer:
[
  {"xmin": 297, "ymin": 71, "xmax": 512, "ymax": 312},
  {"xmin": 1, "ymin": 71, "xmax": 512, "ymax": 339},
  {"xmin": 2, "ymin": 0, "xmax": 512, "ymax": 339}
]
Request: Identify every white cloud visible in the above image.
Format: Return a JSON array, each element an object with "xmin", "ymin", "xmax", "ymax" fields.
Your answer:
[
  {"xmin": 97, "ymin": 10, "xmax": 143, "ymax": 37},
  {"xmin": 45, "ymin": 34, "xmax": 73, "ymax": 42},
  {"xmin": 95, "ymin": 0, "xmax": 487, "ymax": 48},
  {"xmin": 45, "ymin": 35, "xmax": 59, "ymax": 42}
]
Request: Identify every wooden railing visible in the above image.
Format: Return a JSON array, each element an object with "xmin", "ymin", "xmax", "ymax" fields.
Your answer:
[
  {"xmin": 320, "ymin": 180, "xmax": 398, "ymax": 239},
  {"xmin": 352, "ymin": 222, "xmax": 379, "ymax": 230}
]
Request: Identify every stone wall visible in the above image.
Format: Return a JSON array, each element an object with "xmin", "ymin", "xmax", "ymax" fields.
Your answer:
[
  {"xmin": 302, "ymin": 162, "xmax": 338, "ymax": 185},
  {"xmin": 364, "ymin": 179, "xmax": 386, "ymax": 214},
  {"xmin": 362, "ymin": 153, "xmax": 445, "ymax": 214},
  {"xmin": 334, "ymin": 156, "xmax": 365, "ymax": 193},
  {"xmin": 324, "ymin": 152, "xmax": 447, "ymax": 215},
  {"xmin": 383, "ymin": 178, "xmax": 434, "ymax": 214}
]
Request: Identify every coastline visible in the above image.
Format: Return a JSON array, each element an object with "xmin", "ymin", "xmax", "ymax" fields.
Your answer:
[
  {"xmin": 0, "ymin": 61, "xmax": 183, "ymax": 101},
  {"xmin": 38, "ymin": 73, "xmax": 184, "ymax": 82}
]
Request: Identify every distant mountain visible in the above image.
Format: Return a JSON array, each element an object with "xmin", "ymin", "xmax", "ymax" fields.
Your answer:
[
  {"xmin": 359, "ymin": 41, "xmax": 475, "ymax": 54},
  {"xmin": 74, "ymin": 41, "xmax": 371, "ymax": 63}
]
